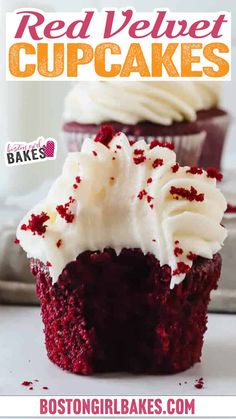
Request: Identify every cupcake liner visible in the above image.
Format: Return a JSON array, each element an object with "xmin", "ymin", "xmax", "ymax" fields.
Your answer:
[
  {"xmin": 62, "ymin": 108, "xmax": 230, "ymax": 168},
  {"xmin": 32, "ymin": 249, "xmax": 221, "ymax": 375},
  {"xmin": 197, "ymin": 113, "xmax": 230, "ymax": 169},
  {"xmin": 62, "ymin": 130, "xmax": 206, "ymax": 167}
]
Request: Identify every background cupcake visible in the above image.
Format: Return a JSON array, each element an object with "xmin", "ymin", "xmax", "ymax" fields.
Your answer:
[
  {"xmin": 17, "ymin": 131, "xmax": 227, "ymax": 375},
  {"xmin": 62, "ymin": 81, "xmax": 229, "ymax": 168}
]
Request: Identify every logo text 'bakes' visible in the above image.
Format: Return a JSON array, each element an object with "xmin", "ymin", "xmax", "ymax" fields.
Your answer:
[
  {"xmin": 6, "ymin": 8, "xmax": 231, "ymax": 81},
  {"xmin": 5, "ymin": 137, "xmax": 57, "ymax": 166}
]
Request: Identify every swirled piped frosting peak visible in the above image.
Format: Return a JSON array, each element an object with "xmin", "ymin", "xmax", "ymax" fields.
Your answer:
[
  {"xmin": 64, "ymin": 81, "xmax": 220, "ymax": 125},
  {"xmin": 17, "ymin": 129, "xmax": 227, "ymax": 288}
]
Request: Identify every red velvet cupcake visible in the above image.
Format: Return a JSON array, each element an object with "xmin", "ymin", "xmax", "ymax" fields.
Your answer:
[
  {"xmin": 63, "ymin": 81, "xmax": 230, "ymax": 168},
  {"xmin": 17, "ymin": 130, "xmax": 227, "ymax": 375}
]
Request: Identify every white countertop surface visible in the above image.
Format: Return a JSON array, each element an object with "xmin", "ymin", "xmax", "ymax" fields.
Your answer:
[{"xmin": 0, "ymin": 306, "xmax": 235, "ymax": 398}]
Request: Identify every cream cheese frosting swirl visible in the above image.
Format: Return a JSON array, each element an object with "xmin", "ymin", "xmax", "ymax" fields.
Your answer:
[
  {"xmin": 64, "ymin": 81, "xmax": 220, "ymax": 126},
  {"xmin": 17, "ymin": 132, "xmax": 227, "ymax": 288}
]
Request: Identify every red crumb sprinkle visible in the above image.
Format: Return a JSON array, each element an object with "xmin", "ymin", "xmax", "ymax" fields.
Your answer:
[
  {"xmin": 112, "ymin": 157, "xmax": 116, "ymax": 161},
  {"xmin": 152, "ymin": 239, "xmax": 156, "ymax": 242},
  {"xmin": 150, "ymin": 204, "xmax": 154, "ymax": 209},
  {"xmin": 29, "ymin": 387, "xmax": 33, "ymax": 390},
  {"xmin": 21, "ymin": 212, "xmax": 50, "ymax": 236},
  {"xmin": 134, "ymin": 149, "xmax": 144, "ymax": 155},
  {"xmin": 147, "ymin": 195, "xmax": 154, "ymax": 203},
  {"xmin": 14, "ymin": 238, "xmax": 20, "ymax": 244},
  {"xmin": 147, "ymin": 178, "xmax": 152, "ymax": 184},
  {"xmin": 21, "ymin": 381, "xmax": 33, "ymax": 387},
  {"xmin": 116, "ymin": 144, "xmax": 122, "ymax": 150},
  {"xmin": 94, "ymin": 125, "xmax": 115, "ymax": 147},
  {"xmin": 75, "ymin": 176, "xmax": 81, "ymax": 184},
  {"xmin": 133, "ymin": 155, "xmax": 146, "ymax": 165},
  {"xmin": 170, "ymin": 186, "xmax": 204, "ymax": 202},
  {"xmin": 186, "ymin": 166, "xmax": 203, "ymax": 175},
  {"xmin": 129, "ymin": 139, "xmax": 136, "ymax": 146},
  {"xmin": 173, "ymin": 262, "xmax": 191, "ymax": 276},
  {"xmin": 42, "ymin": 386, "xmax": 49, "ymax": 390},
  {"xmin": 137, "ymin": 189, "xmax": 147, "ymax": 200},
  {"xmin": 152, "ymin": 159, "xmax": 163, "ymax": 169},
  {"xmin": 73, "ymin": 184, "xmax": 78, "ymax": 189},
  {"xmin": 92, "ymin": 150, "xmax": 98, "ymax": 157},
  {"xmin": 175, "ymin": 240, "xmax": 180, "ymax": 245},
  {"xmin": 110, "ymin": 177, "xmax": 115, "ymax": 181},
  {"xmin": 46, "ymin": 261, "xmax": 52, "ymax": 267},
  {"xmin": 187, "ymin": 252, "xmax": 197, "ymax": 261},
  {"xmin": 171, "ymin": 163, "xmax": 179, "ymax": 173},
  {"xmin": 149, "ymin": 139, "xmax": 174, "ymax": 150},
  {"xmin": 195, "ymin": 377, "xmax": 204, "ymax": 389},
  {"xmin": 226, "ymin": 203, "xmax": 236, "ymax": 213},
  {"xmin": 206, "ymin": 167, "xmax": 223, "ymax": 182},
  {"xmin": 174, "ymin": 247, "xmax": 183, "ymax": 257},
  {"xmin": 56, "ymin": 239, "xmax": 62, "ymax": 248},
  {"xmin": 56, "ymin": 197, "xmax": 75, "ymax": 224}
]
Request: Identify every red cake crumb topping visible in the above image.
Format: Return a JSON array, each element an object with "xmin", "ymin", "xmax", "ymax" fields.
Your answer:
[
  {"xmin": 175, "ymin": 240, "xmax": 180, "ymax": 245},
  {"xmin": 147, "ymin": 178, "xmax": 152, "ymax": 184},
  {"xmin": 206, "ymin": 167, "xmax": 223, "ymax": 182},
  {"xmin": 46, "ymin": 262, "xmax": 52, "ymax": 267},
  {"xmin": 56, "ymin": 239, "xmax": 62, "ymax": 248},
  {"xmin": 137, "ymin": 189, "xmax": 147, "ymax": 200},
  {"xmin": 92, "ymin": 150, "xmax": 98, "ymax": 157},
  {"xmin": 226, "ymin": 203, "xmax": 236, "ymax": 213},
  {"xmin": 134, "ymin": 149, "xmax": 144, "ymax": 155},
  {"xmin": 187, "ymin": 252, "xmax": 197, "ymax": 261},
  {"xmin": 153, "ymin": 159, "xmax": 163, "ymax": 169},
  {"xmin": 75, "ymin": 176, "xmax": 81, "ymax": 184},
  {"xmin": 43, "ymin": 386, "xmax": 49, "ymax": 390},
  {"xmin": 21, "ymin": 381, "xmax": 33, "ymax": 387},
  {"xmin": 56, "ymin": 197, "xmax": 75, "ymax": 224},
  {"xmin": 21, "ymin": 212, "xmax": 50, "ymax": 236},
  {"xmin": 171, "ymin": 163, "xmax": 179, "ymax": 173},
  {"xmin": 116, "ymin": 144, "xmax": 122, "ymax": 150},
  {"xmin": 147, "ymin": 195, "xmax": 154, "ymax": 203},
  {"xmin": 112, "ymin": 157, "xmax": 116, "ymax": 161},
  {"xmin": 29, "ymin": 387, "xmax": 33, "ymax": 390},
  {"xmin": 170, "ymin": 186, "xmax": 204, "ymax": 202},
  {"xmin": 110, "ymin": 177, "xmax": 115, "ymax": 181},
  {"xmin": 152, "ymin": 239, "xmax": 156, "ymax": 242},
  {"xmin": 194, "ymin": 377, "xmax": 204, "ymax": 389},
  {"xmin": 173, "ymin": 262, "xmax": 191, "ymax": 276},
  {"xmin": 14, "ymin": 238, "xmax": 20, "ymax": 244},
  {"xmin": 129, "ymin": 139, "xmax": 136, "ymax": 146},
  {"xmin": 73, "ymin": 184, "xmax": 78, "ymax": 189},
  {"xmin": 133, "ymin": 155, "xmax": 146, "ymax": 165},
  {"xmin": 94, "ymin": 125, "xmax": 115, "ymax": 147},
  {"xmin": 174, "ymin": 247, "xmax": 183, "ymax": 257},
  {"xmin": 186, "ymin": 166, "xmax": 203, "ymax": 175},
  {"xmin": 149, "ymin": 139, "xmax": 174, "ymax": 150}
]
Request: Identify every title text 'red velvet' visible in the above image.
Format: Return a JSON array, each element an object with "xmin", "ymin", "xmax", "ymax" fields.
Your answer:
[{"xmin": 6, "ymin": 8, "xmax": 231, "ymax": 81}]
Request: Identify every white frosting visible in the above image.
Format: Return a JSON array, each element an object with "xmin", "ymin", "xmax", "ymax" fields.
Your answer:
[
  {"xmin": 64, "ymin": 81, "xmax": 220, "ymax": 126},
  {"xmin": 17, "ymin": 133, "xmax": 227, "ymax": 288}
]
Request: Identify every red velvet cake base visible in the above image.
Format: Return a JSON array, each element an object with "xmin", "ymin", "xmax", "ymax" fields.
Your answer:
[
  {"xmin": 32, "ymin": 250, "xmax": 221, "ymax": 375},
  {"xmin": 63, "ymin": 108, "xmax": 229, "ymax": 169}
]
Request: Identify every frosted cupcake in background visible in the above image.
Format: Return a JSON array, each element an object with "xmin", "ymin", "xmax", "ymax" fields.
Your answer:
[
  {"xmin": 17, "ymin": 128, "xmax": 227, "ymax": 375},
  {"xmin": 62, "ymin": 81, "xmax": 229, "ymax": 168}
]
